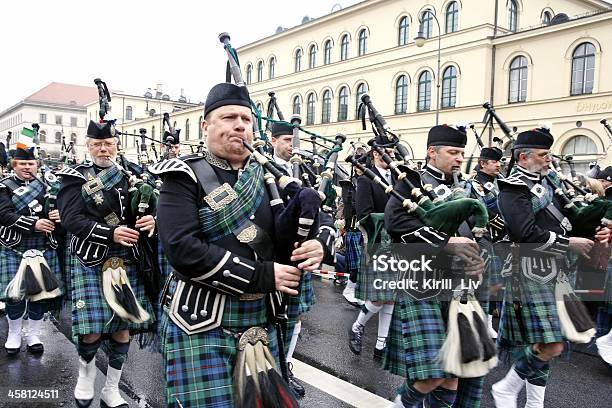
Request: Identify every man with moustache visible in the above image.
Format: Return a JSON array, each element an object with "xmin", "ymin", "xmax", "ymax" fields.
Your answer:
[
  {"xmin": 58, "ymin": 120, "xmax": 155, "ymax": 408},
  {"xmin": 0, "ymin": 144, "xmax": 62, "ymax": 355},
  {"xmin": 491, "ymin": 128, "xmax": 608, "ymax": 408},
  {"xmin": 386, "ymin": 125, "xmax": 487, "ymax": 408},
  {"xmin": 153, "ymin": 83, "xmax": 323, "ymax": 407}
]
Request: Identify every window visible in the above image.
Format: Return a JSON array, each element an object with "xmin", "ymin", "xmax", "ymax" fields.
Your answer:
[
  {"xmin": 421, "ymin": 10, "xmax": 433, "ymax": 39},
  {"xmin": 355, "ymin": 83, "xmax": 368, "ymax": 117},
  {"xmin": 441, "ymin": 66, "xmax": 457, "ymax": 108},
  {"xmin": 292, "ymin": 95, "xmax": 302, "ymax": 115},
  {"xmin": 340, "ymin": 35, "xmax": 349, "ymax": 61},
  {"xmin": 338, "ymin": 86, "xmax": 349, "ymax": 121},
  {"xmin": 125, "ymin": 106, "xmax": 133, "ymax": 120},
  {"xmin": 294, "ymin": 49, "xmax": 302, "ymax": 72},
  {"xmin": 39, "ymin": 113, "xmax": 47, "ymax": 124},
  {"xmin": 445, "ymin": 2, "xmax": 459, "ymax": 33},
  {"xmin": 358, "ymin": 29, "xmax": 368, "ymax": 56},
  {"xmin": 198, "ymin": 116, "xmax": 203, "ymax": 139},
  {"xmin": 185, "ymin": 119, "xmax": 190, "ymax": 140},
  {"xmin": 571, "ymin": 42, "xmax": 596, "ymax": 95},
  {"xmin": 417, "ymin": 71, "xmax": 432, "ymax": 111},
  {"xmin": 395, "ymin": 75, "xmax": 408, "ymax": 114},
  {"xmin": 561, "ymin": 135, "xmax": 598, "ymax": 173},
  {"xmin": 321, "ymin": 90, "xmax": 332, "ymax": 123},
  {"xmin": 70, "ymin": 116, "xmax": 78, "ymax": 127},
  {"xmin": 269, "ymin": 57, "xmax": 276, "ymax": 79},
  {"xmin": 55, "ymin": 131, "xmax": 62, "ymax": 143},
  {"xmin": 71, "ymin": 132, "xmax": 77, "ymax": 143},
  {"xmin": 542, "ymin": 10, "xmax": 552, "ymax": 24},
  {"xmin": 398, "ymin": 16, "xmax": 409, "ymax": 46},
  {"xmin": 246, "ymin": 64, "xmax": 253, "ymax": 84},
  {"xmin": 306, "ymin": 93, "xmax": 316, "ymax": 125},
  {"xmin": 508, "ymin": 0, "xmax": 518, "ymax": 32},
  {"xmin": 257, "ymin": 61, "xmax": 263, "ymax": 82},
  {"xmin": 324, "ymin": 40, "xmax": 332, "ymax": 65},
  {"xmin": 309, "ymin": 45, "xmax": 316, "ymax": 69},
  {"xmin": 39, "ymin": 130, "xmax": 46, "ymax": 142},
  {"xmin": 508, "ymin": 56, "xmax": 528, "ymax": 103},
  {"xmin": 55, "ymin": 115, "xmax": 62, "ymax": 125}
]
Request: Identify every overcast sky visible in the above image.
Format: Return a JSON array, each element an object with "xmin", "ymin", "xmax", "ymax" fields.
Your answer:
[{"xmin": 0, "ymin": 0, "xmax": 362, "ymax": 112}]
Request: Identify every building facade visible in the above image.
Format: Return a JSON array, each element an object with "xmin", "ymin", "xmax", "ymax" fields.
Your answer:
[
  {"xmin": 0, "ymin": 82, "xmax": 98, "ymax": 161},
  {"xmin": 234, "ymin": 0, "xmax": 612, "ymax": 172}
]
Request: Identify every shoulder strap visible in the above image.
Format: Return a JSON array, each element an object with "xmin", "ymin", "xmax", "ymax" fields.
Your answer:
[{"xmin": 149, "ymin": 158, "xmax": 197, "ymax": 182}]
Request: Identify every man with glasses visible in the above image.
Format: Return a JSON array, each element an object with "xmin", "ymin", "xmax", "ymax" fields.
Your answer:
[{"xmin": 58, "ymin": 120, "xmax": 155, "ymax": 408}]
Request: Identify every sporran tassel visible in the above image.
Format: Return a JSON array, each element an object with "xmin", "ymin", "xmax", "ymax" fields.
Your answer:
[
  {"xmin": 24, "ymin": 264, "xmax": 43, "ymax": 296},
  {"xmin": 555, "ymin": 272, "xmax": 596, "ymax": 343},
  {"xmin": 472, "ymin": 311, "xmax": 497, "ymax": 361}
]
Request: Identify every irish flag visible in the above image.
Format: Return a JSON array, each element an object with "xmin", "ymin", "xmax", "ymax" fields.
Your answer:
[{"xmin": 17, "ymin": 127, "xmax": 35, "ymax": 149}]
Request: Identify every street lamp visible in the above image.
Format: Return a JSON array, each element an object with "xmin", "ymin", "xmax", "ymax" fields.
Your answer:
[{"xmin": 415, "ymin": 9, "xmax": 442, "ymax": 125}]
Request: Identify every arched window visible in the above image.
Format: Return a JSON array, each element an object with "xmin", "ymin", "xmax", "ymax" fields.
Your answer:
[
  {"xmin": 246, "ymin": 64, "xmax": 252, "ymax": 85},
  {"xmin": 309, "ymin": 45, "xmax": 316, "ymax": 69},
  {"xmin": 71, "ymin": 132, "xmax": 77, "ymax": 143},
  {"xmin": 395, "ymin": 75, "xmax": 408, "ymax": 114},
  {"xmin": 421, "ymin": 10, "xmax": 434, "ymax": 39},
  {"xmin": 340, "ymin": 35, "xmax": 349, "ymax": 61},
  {"xmin": 358, "ymin": 29, "xmax": 368, "ymax": 56},
  {"xmin": 542, "ymin": 10, "xmax": 552, "ymax": 24},
  {"xmin": 324, "ymin": 40, "xmax": 332, "ymax": 65},
  {"xmin": 292, "ymin": 95, "xmax": 302, "ymax": 115},
  {"xmin": 441, "ymin": 66, "xmax": 457, "ymax": 108},
  {"xmin": 417, "ymin": 71, "xmax": 432, "ymax": 111},
  {"xmin": 39, "ymin": 130, "xmax": 46, "ymax": 142},
  {"xmin": 55, "ymin": 131, "xmax": 62, "ymax": 143},
  {"xmin": 571, "ymin": 42, "xmax": 596, "ymax": 95},
  {"xmin": 306, "ymin": 93, "xmax": 316, "ymax": 125},
  {"xmin": 509, "ymin": 56, "xmax": 528, "ymax": 103},
  {"xmin": 338, "ymin": 86, "xmax": 349, "ymax": 121},
  {"xmin": 269, "ymin": 57, "xmax": 276, "ymax": 80},
  {"xmin": 355, "ymin": 83, "xmax": 368, "ymax": 117},
  {"xmin": 198, "ymin": 116, "xmax": 203, "ymax": 139},
  {"xmin": 125, "ymin": 105, "xmax": 133, "ymax": 120},
  {"xmin": 321, "ymin": 90, "xmax": 332, "ymax": 123},
  {"xmin": 398, "ymin": 16, "xmax": 409, "ymax": 46},
  {"xmin": 561, "ymin": 135, "xmax": 598, "ymax": 173},
  {"xmin": 257, "ymin": 61, "xmax": 263, "ymax": 82},
  {"xmin": 294, "ymin": 49, "xmax": 302, "ymax": 73},
  {"xmin": 184, "ymin": 119, "xmax": 190, "ymax": 141},
  {"xmin": 445, "ymin": 2, "xmax": 459, "ymax": 33},
  {"xmin": 508, "ymin": 0, "xmax": 518, "ymax": 32}
]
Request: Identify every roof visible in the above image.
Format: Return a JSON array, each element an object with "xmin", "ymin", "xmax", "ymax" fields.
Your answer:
[{"xmin": 24, "ymin": 82, "xmax": 98, "ymax": 108}]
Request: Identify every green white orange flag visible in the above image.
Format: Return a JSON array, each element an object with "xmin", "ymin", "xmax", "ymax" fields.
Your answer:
[{"xmin": 17, "ymin": 127, "xmax": 35, "ymax": 149}]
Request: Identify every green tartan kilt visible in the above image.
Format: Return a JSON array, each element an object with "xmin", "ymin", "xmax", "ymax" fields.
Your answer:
[
  {"xmin": 382, "ymin": 295, "xmax": 452, "ymax": 381},
  {"xmin": 285, "ymin": 270, "xmax": 315, "ymax": 341},
  {"xmin": 355, "ymin": 251, "xmax": 398, "ymax": 302},
  {"xmin": 498, "ymin": 274, "xmax": 564, "ymax": 349},
  {"xmin": 0, "ymin": 234, "xmax": 62, "ymax": 303},
  {"xmin": 160, "ymin": 307, "xmax": 280, "ymax": 407},
  {"xmin": 69, "ymin": 244, "xmax": 154, "ymax": 340}
]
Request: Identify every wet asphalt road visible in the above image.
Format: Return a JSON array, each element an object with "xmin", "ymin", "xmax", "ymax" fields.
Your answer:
[{"xmin": 1, "ymin": 277, "xmax": 611, "ymax": 407}]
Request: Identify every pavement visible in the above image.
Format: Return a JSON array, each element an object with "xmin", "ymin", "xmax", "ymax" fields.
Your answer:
[{"xmin": 1, "ymin": 277, "xmax": 611, "ymax": 407}]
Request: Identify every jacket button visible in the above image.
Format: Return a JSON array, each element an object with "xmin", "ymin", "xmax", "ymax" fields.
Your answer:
[
  {"xmin": 249, "ymin": 215, "xmax": 255, "ymax": 220},
  {"xmin": 223, "ymin": 270, "xmax": 231, "ymax": 277},
  {"xmin": 190, "ymin": 313, "xmax": 197, "ymax": 320},
  {"xmin": 200, "ymin": 310, "xmax": 208, "ymax": 317},
  {"xmin": 233, "ymin": 257, "xmax": 240, "ymax": 264},
  {"xmin": 212, "ymin": 281, "xmax": 219, "ymax": 286},
  {"xmin": 181, "ymin": 305, "xmax": 188, "ymax": 312}
]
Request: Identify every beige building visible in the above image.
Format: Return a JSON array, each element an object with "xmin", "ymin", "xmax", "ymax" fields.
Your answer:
[
  {"xmin": 0, "ymin": 82, "xmax": 98, "ymax": 161},
  {"xmin": 233, "ymin": 0, "xmax": 612, "ymax": 173}
]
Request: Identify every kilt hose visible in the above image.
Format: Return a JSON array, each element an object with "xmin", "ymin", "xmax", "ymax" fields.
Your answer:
[
  {"xmin": 497, "ymin": 274, "xmax": 564, "ymax": 351},
  {"xmin": 69, "ymin": 243, "xmax": 154, "ymax": 341},
  {"xmin": 0, "ymin": 234, "xmax": 62, "ymax": 305},
  {"xmin": 285, "ymin": 270, "xmax": 315, "ymax": 342},
  {"xmin": 161, "ymin": 289, "xmax": 280, "ymax": 408}
]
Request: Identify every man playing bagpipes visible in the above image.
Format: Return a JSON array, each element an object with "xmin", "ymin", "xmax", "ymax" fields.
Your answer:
[
  {"xmin": 269, "ymin": 121, "xmax": 334, "ymax": 398},
  {"xmin": 1, "ymin": 144, "xmax": 62, "ymax": 355},
  {"xmin": 57, "ymin": 120, "xmax": 156, "ymax": 408},
  {"xmin": 386, "ymin": 125, "xmax": 494, "ymax": 408},
  {"xmin": 492, "ymin": 128, "xmax": 610, "ymax": 408},
  {"xmin": 163, "ymin": 125, "xmax": 181, "ymax": 160},
  {"xmin": 347, "ymin": 143, "xmax": 396, "ymax": 362},
  {"xmin": 152, "ymin": 83, "xmax": 324, "ymax": 408}
]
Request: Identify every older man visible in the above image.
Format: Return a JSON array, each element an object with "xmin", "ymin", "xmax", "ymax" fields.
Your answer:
[
  {"xmin": 57, "ymin": 120, "xmax": 155, "ymax": 408},
  {"xmin": 153, "ymin": 83, "xmax": 323, "ymax": 407},
  {"xmin": 0, "ymin": 143, "xmax": 62, "ymax": 355}
]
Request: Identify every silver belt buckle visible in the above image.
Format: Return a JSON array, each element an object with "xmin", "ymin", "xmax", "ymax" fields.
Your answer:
[
  {"xmin": 204, "ymin": 183, "xmax": 238, "ymax": 210},
  {"xmin": 84, "ymin": 178, "xmax": 104, "ymax": 196}
]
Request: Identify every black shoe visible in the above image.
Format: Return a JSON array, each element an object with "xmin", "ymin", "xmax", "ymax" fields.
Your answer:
[
  {"xmin": 100, "ymin": 400, "xmax": 129, "ymax": 408},
  {"xmin": 348, "ymin": 324, "xmax": 364, "ymax": 355},
  {"xmin": 4, "ymin": 346, "xmax": 20, "ymax": 356},
  {"xmin": 373, "ymin": 347, "xmax": 386, "ymax": 362},
  {"xmin": 74, "ymin": 398, "xmax": 93, "ymax": 408},
  {"xmin": 287, "ymin": 362, "xmax": 306, "ymax": 398},
  {"xmin": 27, "ymin": 343, "xmax": 44, "ymax": 354}
]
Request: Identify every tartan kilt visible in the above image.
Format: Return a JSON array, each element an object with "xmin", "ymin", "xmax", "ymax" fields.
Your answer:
[
  {"xmin": 70, "ymin": 243, "xmax": 154, "ymax": 340},
  {"xmin": 160, "ymin": 307, "xmax": 280, "ymax": 408},
  {"xmin": 345, "ymin": 229, "xmax": 362, "ymax": 275},
  {"xmin": 285, "ymin": 270, "xmax": 315, "ymax": 341},
  {"xmin": 155, "ymin": 240, "xmax": 173, "ymax": 324},
  {"xmin": 498, "ymin": 275, "xmax": 563, "ymax": 349},
  {"xmin": 381, "ymin": 295, "xmax": 452, "ymax": 381},
  {"xmin": 0, "ymin": 234, "xmax": 62, "ymax": 303},
  {"xmin": 355, "ymin": 249, "xmax": 397, "ymax": 302}
]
